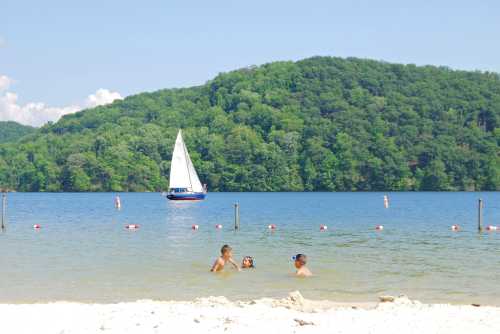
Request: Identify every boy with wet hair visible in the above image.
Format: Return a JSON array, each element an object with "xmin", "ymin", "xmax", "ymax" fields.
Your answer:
[
  {"xmin": 293, "ymin": 254, "xmax": 312, "ymax": 277},
  {"xmin": 210, "ymin": 244, "xmax": 241, "ymax": 272}
]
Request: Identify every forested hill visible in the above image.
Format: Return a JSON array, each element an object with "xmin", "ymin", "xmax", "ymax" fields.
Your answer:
[
  {"xmin": 0, "ymin": 121, "xmax": 35, "ymax": 143},
  {"xmin": 0, "ymin": 57, "xmax": 499, "ymax": 192}
]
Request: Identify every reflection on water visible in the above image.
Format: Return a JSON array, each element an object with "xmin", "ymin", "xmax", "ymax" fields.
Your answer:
[{"xmin": 0, "ymin": 192, "xmax": 499, "ymax": 305}]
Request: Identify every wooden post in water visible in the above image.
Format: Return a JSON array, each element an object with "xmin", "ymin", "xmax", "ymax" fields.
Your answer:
[
  {"xmin": 478, "ymin": 198, "xmax": 483, "ymax": 232},
  {"xmin": 1, "ymin": 191, "xmax": 6, "ymax": 231},
  {"xmin": 234, "ymin": 203, "xmax": 240, "ymax": 230}
]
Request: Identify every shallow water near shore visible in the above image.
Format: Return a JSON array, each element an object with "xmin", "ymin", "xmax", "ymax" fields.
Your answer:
[{"xmin": 0, "ymin": 192, "xmax": 499, "ymax": 305}]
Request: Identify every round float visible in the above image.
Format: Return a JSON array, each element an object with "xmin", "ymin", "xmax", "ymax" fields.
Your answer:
[
  {"xmin": 375, "ymin": 225, "xmax": 384, "ymax": 231},
  {"xmin": 125, "ymin": 224, "xmax": 139, "ymax": 230},
  {"xmin": 320, "ymin": 224, "xmax": 328, "ymax": 231}
]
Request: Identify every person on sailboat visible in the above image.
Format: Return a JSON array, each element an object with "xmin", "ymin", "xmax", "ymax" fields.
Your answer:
[{"xmin": 210, "ymin": 245, "xmax": 241, "ymax": 272}]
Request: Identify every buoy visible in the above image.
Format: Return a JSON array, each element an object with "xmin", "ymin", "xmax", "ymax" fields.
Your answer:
[
  {"xmin": 451, "ymin": 225, "xmax": 460, "ymax": 231},
  {"xmin": 192, "ymin": 224, "xmax": 199, "ymax": 230},
  {"xmin": 125, "ymin": 224, "xmax": 139, "ymax": 230},
  {"xmin": 215, "ymin": 224, "xmax": 223, "ymax": 229},
  {"xmin": 268, "ymin": 224, "xmax": 276, "ymax": 230},
  {"xmin": 383, "ymin": 195, "xmax": 389, "ymax": 209},
  {"xmin": 33, "ymin": 224, "xmax": 41, "ymax": 229},
  {"xmin": 375, "ymin": 225, "xmax": 384, "ymax": 231},
  {"xmin": 320, "ymin": 224, "xmax": 328, "ymax": 231},
  {"xmin": 115, "ymin": 195, "xmax": 121, "ymax": 210},
  {"xmin": 486, "ymin": 225, "xmax": 498, "ymax": 231}
]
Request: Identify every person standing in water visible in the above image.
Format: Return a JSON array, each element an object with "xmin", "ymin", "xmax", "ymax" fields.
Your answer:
[
  {"xmin": 211, "ymin": 245, "xmax": 240, "ymax": 272},
  {"xmin": 293, "ymin": 254, "xmax": 312, "ymax": 277},
  {"xmin": 114, "ymin": 195, "xmax": 121, "ymax": 210}
]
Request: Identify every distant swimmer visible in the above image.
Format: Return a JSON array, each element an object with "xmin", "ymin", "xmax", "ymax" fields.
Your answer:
[
  {"xmin": 211, "ymin": 244, "xmax": 241, "ymax": 272},
  {"xmin": 114, "ymin": 195, "xmax": 121, "ymax": 210},
  {"xmin": 241, "ymin": 256, "xmax": 255, "ymax": 269},
  {"xmin": 293, "ymin": 254, "xmax": 312, "ymax": 277}
]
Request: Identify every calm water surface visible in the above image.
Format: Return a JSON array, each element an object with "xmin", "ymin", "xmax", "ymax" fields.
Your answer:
[{"xmin": 0, "ymin": 192, "xmax": 499, "ymax": 304}]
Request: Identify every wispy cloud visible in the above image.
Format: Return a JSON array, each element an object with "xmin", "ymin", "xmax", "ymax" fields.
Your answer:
[{"xmin": 0, "ymin": 75, "xmax": 123, "ymax": 127}]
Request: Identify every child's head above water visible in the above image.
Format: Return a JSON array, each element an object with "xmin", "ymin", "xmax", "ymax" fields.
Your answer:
[
  {"xmin": 220, "ymin": 244, "xmax": 233, "ymax": 259},
  {"xmin": 293, "ymin": 254, "xmax": 307, "ymax": 269},
  {"xmin": 242, "ymin": 256, "xmax": 255, "ymax": 269}
]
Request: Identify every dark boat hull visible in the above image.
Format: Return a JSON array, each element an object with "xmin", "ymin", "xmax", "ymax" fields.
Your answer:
[{"xmin": 166, "ymin": 192, "xmax": 206, "ymax": 201}]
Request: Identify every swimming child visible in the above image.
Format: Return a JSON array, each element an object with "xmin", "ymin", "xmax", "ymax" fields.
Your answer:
[
  {"xmin": 241, "ymin": 256, "xmax": 255, "ymax": 269},
  {"xmin": 210, "ymin": 244, "xmax": 241, "ymax": 272},
  {"xmin": 293, "ymin": 254, "xmax": 312, "ymax": 277}
]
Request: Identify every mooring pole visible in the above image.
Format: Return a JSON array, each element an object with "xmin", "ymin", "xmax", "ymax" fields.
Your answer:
[
  {"xmin": 478, "ymin": 198, "xmax": 483, "ymax": 232},
  {"xmin": 234, "ymin": 203, "xmax": 240, "ymax": 230},
  {"xmin": 1, "ymin": 191, "xmax": 6, "ymax": 231}
]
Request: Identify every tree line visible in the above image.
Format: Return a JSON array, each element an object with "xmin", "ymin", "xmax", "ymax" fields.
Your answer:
[{"xmin": 0, "ymin": 56, "xmax": 499, "ymax": 191}]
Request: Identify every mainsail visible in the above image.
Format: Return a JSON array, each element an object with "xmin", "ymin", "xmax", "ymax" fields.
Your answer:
[{"xmin": 169, "ymin": 130, "xmax": 204, "ymax": 193}]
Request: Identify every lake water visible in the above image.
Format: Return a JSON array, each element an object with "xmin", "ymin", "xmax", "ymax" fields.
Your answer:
[{"xmin": 0, "ymin": 192, "xmax": 499, "ymax": 305}]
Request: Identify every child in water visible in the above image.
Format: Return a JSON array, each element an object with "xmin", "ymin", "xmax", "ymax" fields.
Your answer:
[
  {"xmin": 293, "ymin": 254, "xmax": 312, "ymax": 277},
  {"xmin": 241, "ymin": 256, "xmax": 255, "ymax": 269},
  {"xmin": 211, "ymin": 244, "xmax": 241, "ymax": 272}
]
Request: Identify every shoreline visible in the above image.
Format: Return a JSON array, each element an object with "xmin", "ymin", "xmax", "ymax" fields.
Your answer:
[{"xmin": 1, "ymin": 292, "xmax": 499, "ymax": 334}]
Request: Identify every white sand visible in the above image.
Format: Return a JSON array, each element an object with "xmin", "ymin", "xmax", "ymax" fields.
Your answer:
[{"xmin": 1, "ymin": 292, "xmax": 499, "ymax": 334}]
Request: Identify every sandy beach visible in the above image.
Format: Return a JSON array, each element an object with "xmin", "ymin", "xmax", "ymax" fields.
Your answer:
[{"xmin": 1, "ymin": 292, "xmax": 499, "ymax": 334}]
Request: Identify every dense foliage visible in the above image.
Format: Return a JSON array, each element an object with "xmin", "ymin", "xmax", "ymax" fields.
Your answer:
[
  {"xmin": 0, "ymin": 121, "xmax": 35, "ymax": 143},
  {"xmin": 0, "ymin": 57, "xmax": 499, "ymax": 192}
]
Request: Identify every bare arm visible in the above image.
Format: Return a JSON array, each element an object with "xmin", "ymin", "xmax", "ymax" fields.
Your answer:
[
  {"xmin": 210, "ymin": 258, "xmax": 223, "ymax": 272},
  {"xmin": 228, "ymin": 258, "xmax": 241, "ymax": 271}
]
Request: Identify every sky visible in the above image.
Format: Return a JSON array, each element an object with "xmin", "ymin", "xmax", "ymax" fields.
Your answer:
[{"xmin": 1, "ymin": 0, "xmax": 499, "ymax": 126}]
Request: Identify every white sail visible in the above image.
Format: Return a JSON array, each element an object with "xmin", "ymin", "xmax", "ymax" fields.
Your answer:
[{"xmin": 169, "ymin": 130, "xmax": 204, "ymax": 193}]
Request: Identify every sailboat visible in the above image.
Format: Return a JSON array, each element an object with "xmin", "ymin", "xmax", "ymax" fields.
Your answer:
[{"xmin": 166, "ymin": 130, "xmax": 207, "ymax": 201}]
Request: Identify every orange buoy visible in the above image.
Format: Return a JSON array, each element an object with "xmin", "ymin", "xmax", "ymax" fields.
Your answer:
[
  {"xmin": 192, "ymin": 224, "xmax": 199, "ymax": 230},
  {"xmin": 375, "ymin": 225, "xmax": 384, "ymax": 231},
  {"xmin": 268, "ymin": 224, "xmax": 276, "ymax": 230},
  {"xmin": 320, "ymin": 224, "xmax": 328, "ymax": 231},
  {"xmin": 33, "ymin": 224, "xmax": 41, "ymax": 229},
  {"xmin": 451, "ymin": 225, "xmax": 459, "ymax": 231},
  {"xmin": 215, "ymin": 224, "xmax": 223, "ymax": 229},
  {"xmin": 125, "ymin": 224, "xmax": 139, "ymax": 230}
]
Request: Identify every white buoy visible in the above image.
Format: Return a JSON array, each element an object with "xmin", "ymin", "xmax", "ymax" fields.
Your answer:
[
  {"xmin": 215, "ymin": 224, "xmax": 223, "ymax": 229},
  {"xmin": 33, "ymin": 224, "xmax": 41, "ymax": 230},
  {"xmin": 451, "ymin": 225, "xmax": 460, "ymax": 231},
  {"xmin": 486, "ymin": 225, "xmax": 498, "ymax": 231},
  {"xmin": 115, "ymin": 195, "xmax": 121, "ymax": 210},
  {"xmin": 268, "ymin": 224, "xmax": 276, "ymax": 230},
  {"xmin": 192, "ymin": 224, "xmax": 199, "ymax": 230},
  {"xmin": 375, "ymin": 225, "xmax": 384, "ymax": 231},
  {"xmin": 320, "ymin": 224, "xmax": 328, "ymax": 231},
  {"xmin": 383, "ymin": 195, "xmax": 389, "ymax": 209},
  {"xmin": 125, "ymin": 224, "xmax": 139, "ymax": 230}
]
